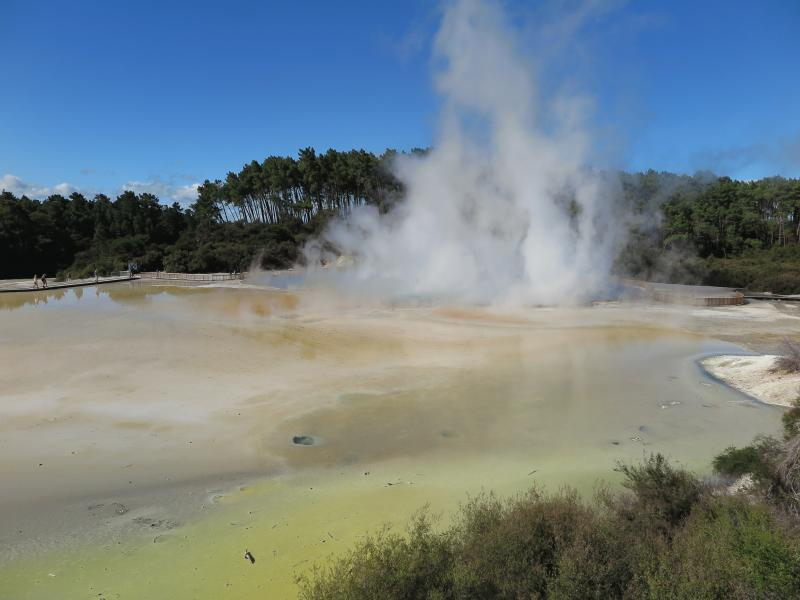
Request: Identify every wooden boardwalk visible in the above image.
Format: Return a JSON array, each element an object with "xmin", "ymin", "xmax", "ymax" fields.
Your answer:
[
  {"xmin": 0, "ymin": 275, "xmax": 138, "ymax": 294},
  {"xmin": 138, "ymin": 271, "xmax": 243, "ymax": 281},
  {"xmin": 0, "ymin": 271, "xmax": 245, "ymax": 294},
  {"xmin": 742, "ymin": 293, "xmax": 800, "ymax": 302},
  {"xmin": 621, "ymin": 279, "xmax": 746, "ymax": 306}
]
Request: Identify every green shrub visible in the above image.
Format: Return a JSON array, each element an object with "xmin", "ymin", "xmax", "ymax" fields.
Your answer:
[
  {"xmin": 615, "ymin": 453, "xmax": 702, "ymax": 532},
  {"xmin": 783, "ymin": 400, "xmax": 800, "ymax": 439},
  {"xmin": 775, "ymin": 339, "xmax": 800, "ymax": 374},
  {"xmin": 646, "ymin": 497, "xmax": 800, "ymax": 599},
  {"xmin": 298, "ymin": 455, "xmax": 800, "ymax": 600},
  {"xmin": 712, "ymin": 436, "xmax": 782, "ymax": 486},
  {"xmin": 297, "ymin": 510, "xmax": 455, "ymax": 600},
  {"xmin": 773, "ymin": 436, "xmax": 800, "ymax": 514},
  {"xmin": 450, "ymin": 489, "xmax": 598, "ymax": 598},
  {"xmin": 547, "ymin": 513, "xmax": 645, "ymax": 600},
  {"xmin": 713, "ymin": 445, "xmax": 763, "ymax": 477},
  {"xmin": 703, "ymin": 247, "xmax": 800, "ymax": 294}
]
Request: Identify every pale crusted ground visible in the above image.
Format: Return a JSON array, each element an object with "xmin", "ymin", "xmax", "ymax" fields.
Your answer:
[
  {"xmin": 701, "ymin": 354, "xmax": 800, "ymax": 407},
  {"xmin": 2, "ymin": 284, "xmax": 799, "ymax": 598}
]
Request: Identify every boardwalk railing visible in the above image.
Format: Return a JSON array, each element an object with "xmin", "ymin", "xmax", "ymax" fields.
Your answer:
[
  {"xmin": 622, "ymin": 279, "xmax": 746, "ymax": 307},
  {"xmin": 138, "ymin": 271, "xmax": 244, "ymax": 281}
]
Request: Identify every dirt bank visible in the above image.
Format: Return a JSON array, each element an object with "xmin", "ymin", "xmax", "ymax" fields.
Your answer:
[{"xmin": 701, "ymin": 354, "xmax": 800, "ymax": 407}]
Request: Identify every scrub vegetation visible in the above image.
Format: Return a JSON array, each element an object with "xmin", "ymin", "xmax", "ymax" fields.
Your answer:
[
  {"xmin": 298, "ymin": 416, "xmax": 800, "ymax": 600},
  {"xmin": 1, "ymin": 150, "xmax": 799, "ymax": 290},
  {"xmin": 775, "ymin": 339, "xmax": 800, "ymax": 374}
]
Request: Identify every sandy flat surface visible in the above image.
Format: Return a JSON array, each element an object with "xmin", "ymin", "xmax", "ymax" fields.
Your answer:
[
  {"xmin": 1, "ymin": 283, "xmax": 798, "ymax": 598},
  {"xmin": 701, "ymin": 354, "xmax": 800, "ymax": 407}
]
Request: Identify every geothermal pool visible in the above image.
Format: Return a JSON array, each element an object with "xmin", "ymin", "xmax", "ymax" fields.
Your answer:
[{"xmin": 0, "ymin": 282, "xmax": 789, "ymax": 598}]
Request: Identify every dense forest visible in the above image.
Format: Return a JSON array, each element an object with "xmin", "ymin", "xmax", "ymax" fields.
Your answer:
[
  {"xmin": 0, "ymin": 148, "xmax": 404, "ymax": 279},
  {"xmin": 2, "ymin": 147, "xmax": 800, "ymax": 292},
  {"xmin": 616, "ymin": 171, "xmax": 800, "ymax": 293}
]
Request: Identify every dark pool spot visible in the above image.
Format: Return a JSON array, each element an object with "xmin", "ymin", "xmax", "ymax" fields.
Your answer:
[
  {"xmin": 292, "ymin": 435, "xmax": 316, "ymax": 446},
  {"xmin": 439, "ymin": 429, "xmax": 458, "ymax": 439},
  {"xmin": 638, "ymin": 425, "xmax": 649, "ymax": 433},
  {"xmin": 610, "ymin": 440, "xmax": 620, "ymax": 445}
]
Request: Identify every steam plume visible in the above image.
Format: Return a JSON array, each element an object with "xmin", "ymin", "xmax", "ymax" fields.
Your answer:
[{"xmin": 305, "ymin": 0, "xmax": 622, "ymax": 305}]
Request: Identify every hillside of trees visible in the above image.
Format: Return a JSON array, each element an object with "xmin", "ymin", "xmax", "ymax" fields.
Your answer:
[
  {"xmin": 2, "ymin": 147, "xmax": 800, "ymax": 291},
  {"xmin": 0, "ymin": 148, "xmax": 404, "ymax": 279},
  {"xmin": 617, "ymin": 172, "xmax": 800, "ymax": 293}
]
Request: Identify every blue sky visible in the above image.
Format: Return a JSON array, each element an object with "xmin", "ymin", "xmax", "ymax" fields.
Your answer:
[{"xmin": 1, "ymin": 0, "xmax": 798, "ymax": 203}]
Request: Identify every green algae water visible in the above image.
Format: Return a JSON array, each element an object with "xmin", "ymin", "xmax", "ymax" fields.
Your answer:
[{"xmin": 0, "ymin": 283, "xmax": 785, "ymax": 598}]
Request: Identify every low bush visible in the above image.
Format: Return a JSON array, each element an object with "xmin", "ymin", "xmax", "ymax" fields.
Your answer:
[
  {"xmin": 298, "ymin": 510, "xmax": 455, "ymax": 600},
  {"xmin": 450, "ymin": 489, "xmax": 603, "ymax": 598},
  {"xmin": 713, "ymin": 445, "xmax": 764, "ymax": 477},
  {"xmin": 783, "ymin": 399, "xmax": 800, "ymax": 439},
  {"xmin": 712, "ymin": 436, "xmax": 782, "ymax": 485},
  {"xmin": 646, "ymin": 496, "xmax": 800, "ymax": 599},
  {"xmin": 703, "ymin": 246, "xmax": 800, "ymax": 294},
  {"xmin": 773, "ymin": 436, "xmax": 800, "ymax": 515},
  {"xmin": 615, "ymin": 453, "xmax": 702, "ymax": 533},
  {"xmin": 775, "ymin": 339, "xmax": 800, "ymax": 374},
  {"xmin": 298, "ymin": 454, "xmax": 800, "ymax": 599}
]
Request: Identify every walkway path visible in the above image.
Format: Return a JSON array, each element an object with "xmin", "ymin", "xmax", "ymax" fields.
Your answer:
[{"xmin": 0, "ymin": 276, "xmax": 137, "ymax": 293}]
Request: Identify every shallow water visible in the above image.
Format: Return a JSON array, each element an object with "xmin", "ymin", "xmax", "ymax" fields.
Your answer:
[{"xmin": 0, "ymin": 283, "xmax": 786, "ymax": 598}]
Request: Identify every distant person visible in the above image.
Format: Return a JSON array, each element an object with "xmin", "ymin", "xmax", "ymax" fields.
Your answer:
[
  {"xmin": 41, "ymin": 274, "xmax": 48, "ymax": 288},
  {"xmin": 94, "ymin": 269, "xmax": 99, "ymax": 283},
  {"xmin": 32, "ymin": 274, "xmax": 39, "ymax": 289}
]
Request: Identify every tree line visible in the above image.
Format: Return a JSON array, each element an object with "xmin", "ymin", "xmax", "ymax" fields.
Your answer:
[
  {"xmin": 193, "ymin": 147, "xmax": 409, "ymax": 226},
  {"xmin": 0, "ymin": 190, "xmax": 188, "ymax": 279},
  {"xmin": 1, "ymin": 148, "xmax": 800, "ymax": 291},
  {"xmin": 0, "ymin": 148, "xmax": 410, "ymax": 279},
  {"xmin": 624, "ymin": 171, "xmax": 800, "ymax": 258},
  {"xmin": 616, "ymin": 171, "xmax": 800, "ymax": 292}
]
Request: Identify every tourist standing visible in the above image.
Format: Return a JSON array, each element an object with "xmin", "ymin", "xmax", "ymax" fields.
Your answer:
[
  {"xmin": 32, "ymin": 274, "xmax": 39, "ymax": 289},
  {"xmin": 41, "ymin": 273, "xmax": 48, "ymax": 288}
]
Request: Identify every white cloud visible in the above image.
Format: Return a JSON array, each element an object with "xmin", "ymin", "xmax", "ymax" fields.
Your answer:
[
  {"xmin": 119, "ymin": 178, "xmax": 200, "ymax": 205},
  {"xmin": 1, "ymin": 174, "xmax": 78, "ymax": 198},
  {"xmin": 1, "ymin": 174, "xmax": 200, "ymax": 205}
]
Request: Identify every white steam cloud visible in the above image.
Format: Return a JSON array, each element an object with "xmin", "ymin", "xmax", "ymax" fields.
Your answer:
[{"xmin": 305, "ymin": 0, "xmax": 623, "ymax": 305}]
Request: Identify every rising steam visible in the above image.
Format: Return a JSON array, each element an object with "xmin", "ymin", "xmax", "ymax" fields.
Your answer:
[{"xmin": 304, "ymin": 0, "xmax": 622, "ymax": 305}]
